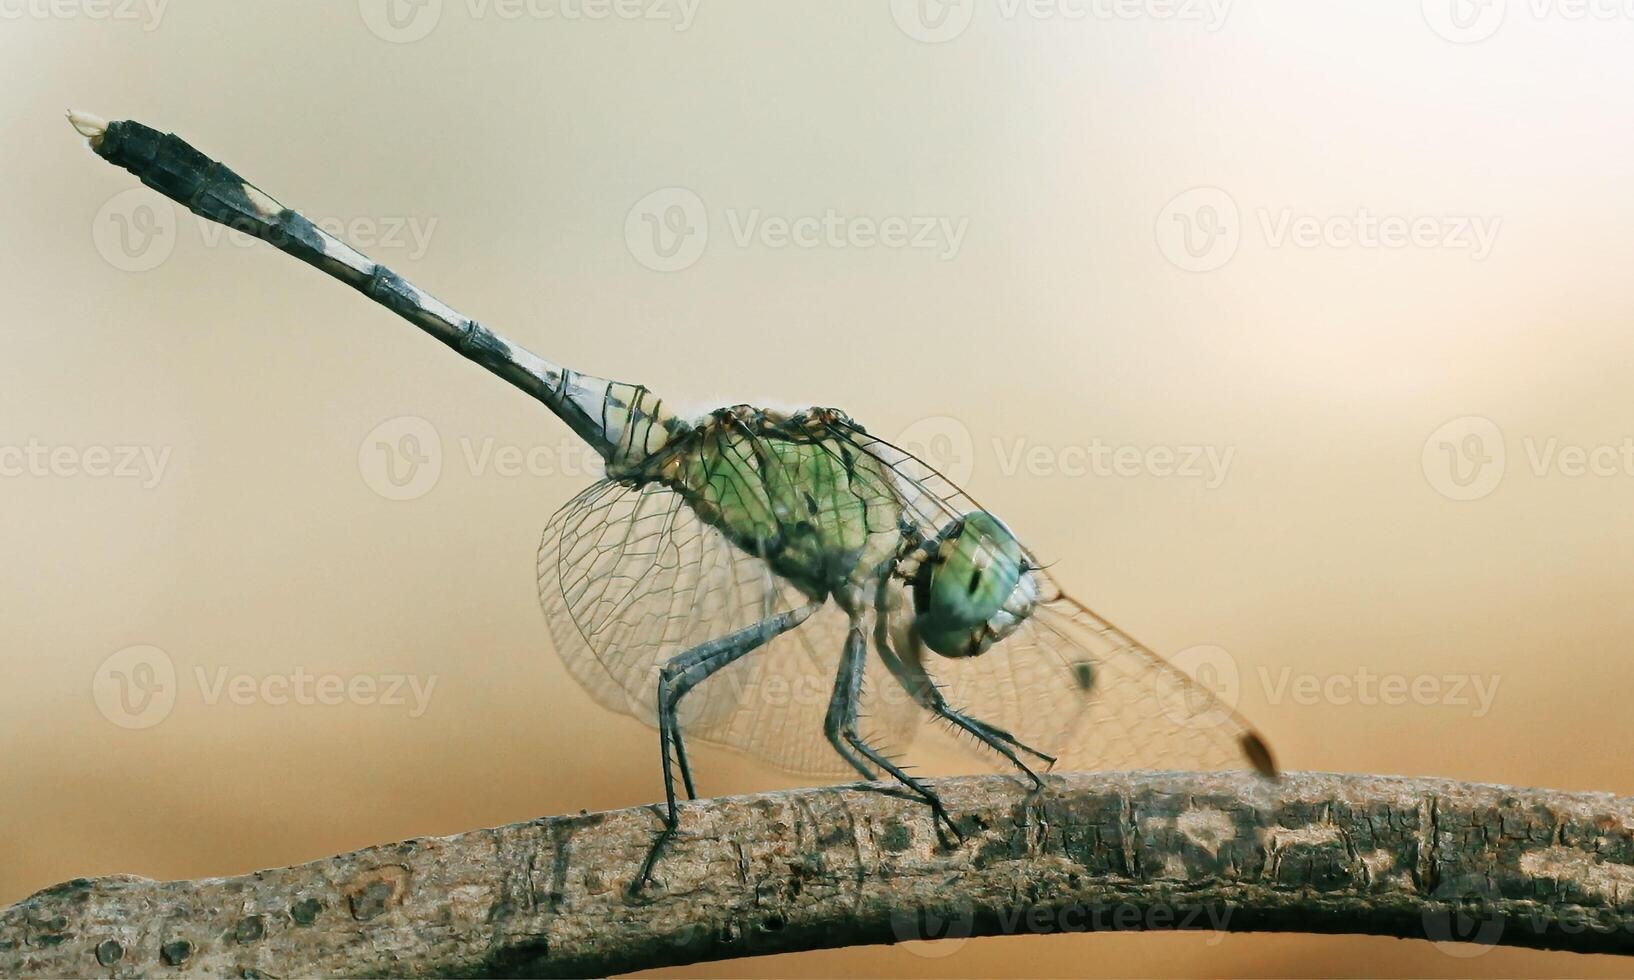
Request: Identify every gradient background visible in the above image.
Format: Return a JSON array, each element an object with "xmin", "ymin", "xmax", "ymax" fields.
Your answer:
[{"xmin": 6, "ymin": 1, "xmax": 1634, "ymax": 976}]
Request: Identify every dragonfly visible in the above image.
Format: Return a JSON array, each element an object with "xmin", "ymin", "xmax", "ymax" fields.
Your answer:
[{"xmin": 70, "ymin": 112, "xmax": 1277, "ymax": 850}]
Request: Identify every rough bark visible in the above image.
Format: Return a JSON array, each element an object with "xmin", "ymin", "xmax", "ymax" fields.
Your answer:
[{"xmin": 5, "ymin": 771, "xmax": 1634, "ymax": 977}]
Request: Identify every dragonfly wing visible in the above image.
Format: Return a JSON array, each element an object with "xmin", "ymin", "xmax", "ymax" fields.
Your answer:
[
  {"xmin": 538, "ymin": 479, "xmax": 923, "ymax": 777},
  {"xmin": 703, "ymin": 598, "xmax": 927, "ymax": 776},
  {"xmin": 822, "ymin": 417, "xmax": 1274, "ymax": 776},
  {"xmin": 916, "ymin": 575, "xmax": 1274, "ymax": 774}
]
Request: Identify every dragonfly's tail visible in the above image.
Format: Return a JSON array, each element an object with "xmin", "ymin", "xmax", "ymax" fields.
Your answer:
[{"xmin": 67, "ymin": 111, "xmax": 684, "ymax": 474}]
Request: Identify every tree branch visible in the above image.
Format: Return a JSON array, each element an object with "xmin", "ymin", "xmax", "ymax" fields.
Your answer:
[{"xmin": 5, "ymin": 771, "xmax": 1634, "ymax": 976}]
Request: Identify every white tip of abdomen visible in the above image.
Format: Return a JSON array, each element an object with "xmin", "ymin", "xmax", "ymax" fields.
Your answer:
[{"xmin": 67, "ymin": 109, "xmax": 109, "ymax": 139}]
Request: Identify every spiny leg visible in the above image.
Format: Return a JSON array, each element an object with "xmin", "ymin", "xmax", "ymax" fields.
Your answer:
[
  {"xmin": 826, "ymin": 623, "xmax": 961, "ymax": 841},
  {"xmin": 637, "ymin": 602, "xmax": 817, "ymax": 891},
  {"xmin": 923, "ymin": 689, "xmax": 1052, "ymax": 788},
  {"xmin": 870, "ymin": 573, "xmax": 1054, "ymax": 786}
]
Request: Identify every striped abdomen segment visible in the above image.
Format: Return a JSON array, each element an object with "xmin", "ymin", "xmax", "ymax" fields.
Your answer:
[{"xmin": 84, "ymin": 118, "xmax": 681, "ymax": 475}]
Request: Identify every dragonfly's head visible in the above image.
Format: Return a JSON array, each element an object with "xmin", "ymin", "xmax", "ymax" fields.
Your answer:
[{"xmin": 911, "ymin": 511, "xmax": 1040, "ymax": 658}]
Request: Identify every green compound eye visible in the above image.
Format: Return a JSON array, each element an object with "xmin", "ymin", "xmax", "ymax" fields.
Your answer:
[{"xmin": 914, "ymin": 511, "xmax": 1029, "ymax": 658}]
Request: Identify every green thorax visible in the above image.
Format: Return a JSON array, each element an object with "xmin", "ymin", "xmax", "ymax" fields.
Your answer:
[{"xmin": 644, "ymin": 406, "xmax": 904, "ymax": 601}]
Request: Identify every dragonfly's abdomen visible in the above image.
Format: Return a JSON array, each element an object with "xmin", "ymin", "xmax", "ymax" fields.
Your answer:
[{"xmin": 661, "ymin": 408, "xmax": 902, "ymax": 600}]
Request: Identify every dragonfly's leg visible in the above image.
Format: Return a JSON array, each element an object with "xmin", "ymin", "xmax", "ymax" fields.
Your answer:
[
  {"xmin": 670, "ymin": 720, "xmax": 699, "ymax": 802},
  {"xmin": 827, "ymin": 625, "xmax": 961, "ymax": 841},
  {"xmin": 655, "ymin": 602, "xmax": 818, "ymax": 829},
  {"xmin": 634, "ymin": 603, "xmax": 819, "ymax": 894},
  {"xmin": 925, "ymin": 697, "xmax": 1052, "ymax": 789},
  {"xmin": 909, "ymin": 671, "xmax": 1057, "ymax": 773},
  {"xmin": 868, "ymin": 576, "xmax": 1054, "ymax": 783},
  {"xmin": 821, "ymin": 655, "xmax": 879, "ymax": 782},
  {"xmin": 971, "ymin": 718, "xmax": 1057, "ymax": 769}
]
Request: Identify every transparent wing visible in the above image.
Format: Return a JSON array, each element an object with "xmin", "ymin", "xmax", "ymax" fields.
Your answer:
[
  {"xmin": 917, "ymin": 579, "xmax": 1273, "ymax": 774},
  {"xmin": 825, "ymin": 416, "xmax": 977, "ymax": 534},
  {"xmin": 824, "ymin": 418, "xmax": 1275, "ymax": 776},
  {"xmin": 538, "ymin": 479, "xmax": 923, "ymax": 776}
]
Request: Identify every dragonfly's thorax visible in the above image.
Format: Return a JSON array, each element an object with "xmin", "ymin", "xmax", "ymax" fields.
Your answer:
[{"xmin": 649, "ymin": 405, "xmax": 902, "ymax": 602}]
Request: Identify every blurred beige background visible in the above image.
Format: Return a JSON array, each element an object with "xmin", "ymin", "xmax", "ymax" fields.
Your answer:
[{"xmin": 7, "ymin": 0, "xmax": 1634, "ymax": 975}]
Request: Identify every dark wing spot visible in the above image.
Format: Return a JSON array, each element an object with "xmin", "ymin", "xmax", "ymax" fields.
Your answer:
[
  {"xmin": 1241, "ymin": 731, "xmax": 1279, "ymax": 779},
  {"xmin": 967, "ymin": 566, "xmax": 983, "ymax": 595},
  {"xmin": 803, "ymin": 491, "xmax": 820, "ymax": 516},
  {"xmin": 1071, "ymin": 661, "xmax": 1096, "ymax": 692}
]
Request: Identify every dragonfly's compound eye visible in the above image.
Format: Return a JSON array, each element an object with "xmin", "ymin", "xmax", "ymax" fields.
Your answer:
[{"xmin": 913, "ymin": 511, "xmax": 1039, "ymax": 658}]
